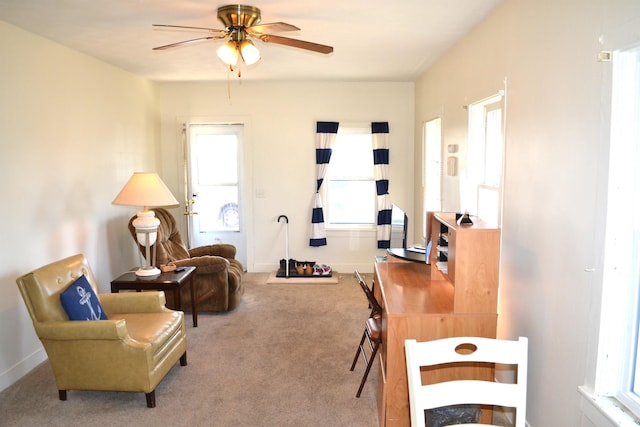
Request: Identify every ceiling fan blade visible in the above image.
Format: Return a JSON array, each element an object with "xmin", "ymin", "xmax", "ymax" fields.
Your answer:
[
  {"xmin": 258, "ymin": 34, "xmax": 333, "ymax": 54},
  {"xmin": 153, "ymin": 24, "xmax": 227, "ymax": 36},
  {"xmin": 152, "ymin": 36, "xmax": 218, "ymax": 51},
  {"xmin": 246, "ymin": 22, "xmax": 300, "ymax": 35}
]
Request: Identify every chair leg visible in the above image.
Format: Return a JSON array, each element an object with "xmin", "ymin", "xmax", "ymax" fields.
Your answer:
[
  {"xmin": 58, "ymin": 390, "xmax": 67, "ymax": 401},
  {"xmin": 146, "ymin": 390, "xmax": 156, "ymax": 408},
  {"xmin": 350, "ymin": 331, "xmax": 367, "ymax": 371},
  {"xmin": 180, "ymin": 351, "xmax": 187, "ymax": 366},
  {"xmin": 356, "ymin": 340, "xmax": 380, "ymax": 398}
]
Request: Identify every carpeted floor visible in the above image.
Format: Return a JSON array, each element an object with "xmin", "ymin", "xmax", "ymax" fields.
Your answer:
[{"xmin": 0, "ymin": 272, "xmax": 379, "ymax": 427}]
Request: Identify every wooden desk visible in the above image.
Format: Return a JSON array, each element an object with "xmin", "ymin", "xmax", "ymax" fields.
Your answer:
[
  {"xmin": 375, "ymin": 230, "xmax": 499, "ymax": 426},
  {"xmin": 110, "ymin": 266, "xmax": 198, "ymax": 327}
]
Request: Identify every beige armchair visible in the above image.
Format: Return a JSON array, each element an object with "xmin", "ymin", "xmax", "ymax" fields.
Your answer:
[
  {"xmin": 15, "ymin": 254, "xmax": 187, "ymax": 408},
  {"xmin": 128, "ymin": 208, "xmax": 244, "ymax": 312}
]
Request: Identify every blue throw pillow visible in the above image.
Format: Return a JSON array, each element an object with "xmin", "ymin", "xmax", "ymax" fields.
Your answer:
[{"xmin": 60, "ymin": 275, "xmax": 108, "ymax": 320}]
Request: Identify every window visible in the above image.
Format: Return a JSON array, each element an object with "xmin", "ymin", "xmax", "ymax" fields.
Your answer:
[
  {"xmin": 324, "ymin": 126, "xmax": 376, "ymax": 227},
  {"xmin": 466, "ymin": 92, "xmax": 504, "ymax": 225},
  {"xmin": 597, "ymin": 44, "xmax": 640, "ymax": 419},
  {"xmin": 424, "ymin": 117, "xmax": 442, "ymax": 234}
]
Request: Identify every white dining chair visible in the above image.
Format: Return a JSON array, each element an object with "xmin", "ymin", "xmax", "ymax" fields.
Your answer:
[{"xmin": 404, "ymin": 336, "xmax": 528, "ymax": 427}]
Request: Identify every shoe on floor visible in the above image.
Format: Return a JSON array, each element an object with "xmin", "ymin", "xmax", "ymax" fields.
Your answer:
[{"xmin": 313, "ymin": 264, "xmax": 332, "ymax": 276}]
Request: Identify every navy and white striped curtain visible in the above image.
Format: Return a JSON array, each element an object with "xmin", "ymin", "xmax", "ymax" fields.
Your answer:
[
  {"xmin": 373, "ymin": 122, "xmax": 391, "ymax": 249},
  {"xmin": 309, "ymin": 121, "xmax": 339, "ymax": 247}
]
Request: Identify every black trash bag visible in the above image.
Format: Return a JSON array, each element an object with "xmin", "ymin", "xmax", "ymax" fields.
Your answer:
[{"xmin": 424, "ymin": 404, "xmax": 482, "ymax": 426}]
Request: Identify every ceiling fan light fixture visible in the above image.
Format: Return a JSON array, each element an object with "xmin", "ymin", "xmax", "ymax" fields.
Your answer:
[
  {"xmin": 217, "ymin": 40, "xmax": 239, "ymax": 66},
  {"xmin": 153, "ymin": 4, "xmax": 334, "ymax": 76},
  {"xmin": 239, "ymin": 39, "xmax": 260, "ymax": 65}
]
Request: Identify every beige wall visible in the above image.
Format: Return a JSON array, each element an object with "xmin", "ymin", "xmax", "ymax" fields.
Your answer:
[
  {"xmin": 0, "ymin": 22, "xmax": 159, "ymax": 390},
  {"xmin": 414, "ymin": 0, "xmax": 640, "ymax": 425},
  {"xmin": 157, "ymin": 81, "xmax": 415, "ymax": 273}
]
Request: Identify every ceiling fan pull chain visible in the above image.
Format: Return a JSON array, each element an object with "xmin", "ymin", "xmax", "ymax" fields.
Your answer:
[{"xmin": 227, "ymin": 68, "xmax": 232, "ymax": 103}]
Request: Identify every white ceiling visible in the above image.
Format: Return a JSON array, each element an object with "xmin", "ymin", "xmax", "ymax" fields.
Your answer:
[{"xmin": 0, "ymin": 0, "xmax": 503, "ymax": 82}]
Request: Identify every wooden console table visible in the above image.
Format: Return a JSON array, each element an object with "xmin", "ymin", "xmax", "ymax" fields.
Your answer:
[{"xmin": 374, "ymin": 212, "xmax": 500, "ymax": 426}]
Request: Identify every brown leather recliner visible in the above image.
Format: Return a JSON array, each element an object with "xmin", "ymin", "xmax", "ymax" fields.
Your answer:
[
  {"xmin": 16, "ymin": 254, "xmax": 187, "ymax": 408},
  {"xmin": 128, "ymin": 208, "xmax": 244, "ymax": 312}
]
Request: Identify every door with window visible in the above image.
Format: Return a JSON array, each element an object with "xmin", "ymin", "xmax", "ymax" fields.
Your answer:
[{"xmin": 186, "ymin": 123, "xmax": 246, "ymax": 268}]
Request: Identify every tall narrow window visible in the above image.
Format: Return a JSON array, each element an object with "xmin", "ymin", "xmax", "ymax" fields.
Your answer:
[
  {"xmin": 423, "ymin": 117, "xmax": 442, "ymax": 236},
  {"xmin": 597, "ymin": 43, "xmax": 640, "ymax": 418},
  {"xmin": 466, "ymin": 92, "xmax": 504, "ymax": 225}
]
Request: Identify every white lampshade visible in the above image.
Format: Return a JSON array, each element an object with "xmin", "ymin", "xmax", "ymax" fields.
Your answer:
[
  {"xmin": 217, "ymin": 40, "xmax": 239, "ymax": 66},
  {"xmin": 239, "ymin": 40, "xmax": 260, "ymax": 65},
  {"xmin": 112, "ymin": 172, "xmax": 179, "ymax": 209},
  {"xmin": 113, "ymin": 172, "xmax": 179, "ymax": 276}
]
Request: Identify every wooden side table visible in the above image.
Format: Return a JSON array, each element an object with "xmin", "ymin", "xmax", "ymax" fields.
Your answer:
[{"xmin": 110, "ymin": 266, "xmax": 198, "ymax": 327}]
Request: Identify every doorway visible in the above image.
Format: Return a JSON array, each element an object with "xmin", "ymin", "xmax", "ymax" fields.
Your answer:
[{"xmin": 185, "ymin": 123, "xmax": 247, "ymax": 268}]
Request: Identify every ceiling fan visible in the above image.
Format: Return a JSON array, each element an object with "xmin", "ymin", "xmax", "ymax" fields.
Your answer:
[{"xmin": 152, "ymin": 4, "xmax": 334, "ymax": 71}]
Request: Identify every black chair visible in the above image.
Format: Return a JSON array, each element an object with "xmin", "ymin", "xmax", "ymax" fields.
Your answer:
[{"xmin": 350, "ymin": 270, "xmax": 383, "ymax": 397}]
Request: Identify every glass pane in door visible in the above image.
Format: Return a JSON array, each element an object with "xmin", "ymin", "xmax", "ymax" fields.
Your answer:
[{"xmin": 194, "ymin": 134, "xmax": 239, "ymax": 231}]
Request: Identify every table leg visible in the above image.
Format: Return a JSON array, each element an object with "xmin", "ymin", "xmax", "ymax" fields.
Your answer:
[
  {"xmin": 174, "ymin": 288, "xmax": 181, "ymax": 311},
  {"xmin": 190, "ymin": 273, "xmax": 198, "ymax": 327}
]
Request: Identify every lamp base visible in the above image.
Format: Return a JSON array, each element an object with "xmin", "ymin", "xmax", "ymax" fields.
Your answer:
[{"xmin": 135, "ymin": 266, "xmax": 161, "ymax": 277}]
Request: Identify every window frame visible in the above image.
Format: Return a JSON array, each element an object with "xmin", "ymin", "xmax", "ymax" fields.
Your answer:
[
  {"xmin": 466, "ymin": 92, "xmax": 505, "ymax": 225},
  {"xmin": 596, "ymin": 42, "xmax": 640, "ymax": 419},
  {"xmin": 323, "ymin": 124, "xmax": 377, "ymax": 230},
  {"xmin": 423, "ymin": 117, "xmax": 443, "ymax": 237}
]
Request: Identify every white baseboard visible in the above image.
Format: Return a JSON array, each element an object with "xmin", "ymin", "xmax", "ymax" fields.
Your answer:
[{"xmin": 0, "ymin": 347, "xmax": 46, "ymax": 392}]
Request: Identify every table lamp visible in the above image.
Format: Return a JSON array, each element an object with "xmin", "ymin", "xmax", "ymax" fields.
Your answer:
[{"xmin": 112, "ymin": 172, "xmax": 179, "ymax": 276}]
